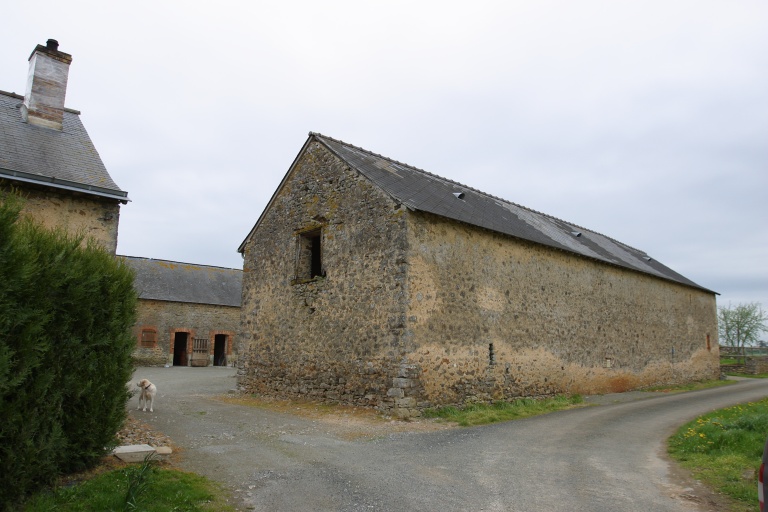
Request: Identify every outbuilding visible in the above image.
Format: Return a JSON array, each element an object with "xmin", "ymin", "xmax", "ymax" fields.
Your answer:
[
  {"xmin": 237, "ymin": 133, "xmax": 719, "ymax": 416},
  {"xmin": 123, "ymin": 256, "xmax": 242, "ymax": 367}
]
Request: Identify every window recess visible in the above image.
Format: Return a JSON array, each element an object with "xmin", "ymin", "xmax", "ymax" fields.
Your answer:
[{"xmin": 294, "ymin": 227, "xmax": 325, "ymax": 282}]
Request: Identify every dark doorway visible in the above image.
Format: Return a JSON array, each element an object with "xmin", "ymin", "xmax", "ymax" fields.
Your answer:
[
  {"xmin": 173, "ymin": 332, "xmax": 189, "ymax": 366},
  {"xmin": 214, "ymin": 334, "xmax": 227, "ymax": 366}
]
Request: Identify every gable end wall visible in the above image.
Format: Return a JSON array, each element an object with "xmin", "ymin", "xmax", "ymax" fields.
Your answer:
[{"xmin": 238, "ymin": 141, "xmax": 410, "ymax": 407}]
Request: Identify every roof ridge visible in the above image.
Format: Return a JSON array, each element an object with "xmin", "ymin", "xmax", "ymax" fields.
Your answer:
[
  {"xmin": 0, "ymin": 89, "xmax": 24, "ymax": 100},
  {"xmin": 309, "ymin": 132, "xmax": 647, "ymax": 256},
  {"xmin": 118, "ymin": 255, "xmax": 242, "ymax": 272},
  {"xmin": 310, "ymin": 132, "xmax": 432, "ymax": 174}
]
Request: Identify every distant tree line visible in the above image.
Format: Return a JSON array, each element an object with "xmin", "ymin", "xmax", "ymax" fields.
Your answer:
[{"xmin": 718, "ymin": 302, "xmax": 768, "ymax": 363}]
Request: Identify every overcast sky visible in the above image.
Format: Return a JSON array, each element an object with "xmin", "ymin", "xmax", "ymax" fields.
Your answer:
[{"xmin": 2, "ymin": 1, "xmax": 766, "ymax": 311}]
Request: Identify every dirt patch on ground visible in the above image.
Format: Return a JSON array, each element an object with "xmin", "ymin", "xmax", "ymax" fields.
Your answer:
[
  {"xmin": 663, "ymin": 452, "xmax": 741, "ymax": 512},
  {"xmin": 216, "ymin": 394, "xmax": 455, "ymax": 440},
  {"xmin": 117, "ymin": 415, "xmax": 175, "ymax": 447}
]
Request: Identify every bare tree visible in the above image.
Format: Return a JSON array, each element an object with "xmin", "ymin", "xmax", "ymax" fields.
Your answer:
[{"xmin": 718, "ymin": 302, "xmax": 767, "ymax": 363}]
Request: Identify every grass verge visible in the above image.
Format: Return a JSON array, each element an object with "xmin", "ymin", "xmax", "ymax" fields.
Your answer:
[
  {"xmin": 23, "ymin": 463, "xmax": 236, "ymax": 512},
  {"xmin": 422, "ymin": 394, "xmax": 584, "ymax": 427},
  {"xmin": 668, "ymin": 398, "xmax": 768, "ymax": 512},
  {"xmin": 643, "ymin": 379, "xmax": 735, "ymax": 393},
  {"xmin": 726, "ymin": 372, "xmax": 768, "ymax": 379}
]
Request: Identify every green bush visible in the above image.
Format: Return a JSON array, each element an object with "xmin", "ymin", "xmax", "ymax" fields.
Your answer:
[{"xmin": 0, "ymin": 192, "xmax": 137, "ymax": 509}]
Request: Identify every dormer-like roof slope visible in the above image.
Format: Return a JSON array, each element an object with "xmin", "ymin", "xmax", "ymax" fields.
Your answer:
[
  {"xmin": 120, "ymin": 256, "xmax": 242, "ymax": 307},
  {"xmin": 313, "ymin": 133, "xmax": 712, "ymax": 293},
  {"xmin": 0, "ymin": 90, "xmax": 128, "ymax": 202}
]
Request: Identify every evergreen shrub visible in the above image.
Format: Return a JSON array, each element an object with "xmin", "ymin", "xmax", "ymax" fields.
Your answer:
[{"xmin": 0, "ymin": 192, "xmax": 137, "ymax": 509}]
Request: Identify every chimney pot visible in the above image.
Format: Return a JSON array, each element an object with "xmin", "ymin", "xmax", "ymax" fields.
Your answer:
[{"xmin": 46, "ymin": 39, "xmax": 59, "ymax": 51}]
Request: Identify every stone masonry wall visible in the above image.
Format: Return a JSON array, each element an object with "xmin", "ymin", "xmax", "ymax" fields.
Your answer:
[
  {"xmin": 132, "ymin": 299, "xmax": 239, "ymax": 366},
  {"xmin": 238, "ymin": 141, "xmax": 410, "ymax": 408},
  {"xmin": 747, "ymin": 358, "xmax": 768, "ymax": 375},
  {"xmin": 237, "ymin": 143, "xmax": 718, "ymax": 417},
  {"xmin": 400, "ymin": 212, "xmax": 720, "ymax": 408},
  {"xmin": 10, "ymin": 184, "xmax": 121, "ymax": 253}
]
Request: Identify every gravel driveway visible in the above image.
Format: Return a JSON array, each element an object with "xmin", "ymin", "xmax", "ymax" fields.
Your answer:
[{"xmin": 129, "ymin": 367, "xmax": 768, "ymax": 512}]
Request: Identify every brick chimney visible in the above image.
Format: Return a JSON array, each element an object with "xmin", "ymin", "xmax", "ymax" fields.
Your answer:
[{"xmin": 21, "ymin": 39, "xmax": 73, "ymax": 130}]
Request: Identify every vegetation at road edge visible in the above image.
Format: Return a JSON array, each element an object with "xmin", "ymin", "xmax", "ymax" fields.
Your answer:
[
  {"xmin": 668, "ymin": 397, "xmax": 768, "ymax": 511},
  {"xmin": 22, "ymin": 463, "xmax": 236, "ymax": 512},
  {"xmin": 422, "ymin": 394, "xmax": 584, "ymax": 426},
  {"xmin": 726, "ymin": 372, "xmax": 768, "ymax": 379},
  {"xmin": 642, "ymin": 379, "xmax": 735, "ymax": 393}
]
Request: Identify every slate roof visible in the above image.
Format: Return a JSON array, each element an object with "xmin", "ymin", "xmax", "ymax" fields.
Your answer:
[
  {"xmin": 241, "ymin": 132, "xmax": 713, "ymax": 294},
  {"xmin": 120, "ymin": 256, "xmax": 242, "ymax": 307},
  {"xmin": 0, "ymin": 90, "xmax": 128, "ymax": 202}
]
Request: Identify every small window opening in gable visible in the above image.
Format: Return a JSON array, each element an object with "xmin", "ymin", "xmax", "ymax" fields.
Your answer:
[
  {"xmin": 140, "ymin": 328, "xmax": 157, "ymax": 348},
  {"xmin": 296, "ymin": 228, "xmax": 324, "ymax": 281},
  {"xmin": 488, "ymin": 343, "xmax": 495, "ymax": 365}
]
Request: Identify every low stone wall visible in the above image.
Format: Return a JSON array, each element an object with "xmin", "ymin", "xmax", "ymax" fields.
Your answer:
[
  {"xmin": 720, "ymin": 357, "xmax": 768, "ymax": 375},
  {"xmin": 721, "ymin": 363, "xmax": 747, "ymax": 374},
  {"xmin": 748, "ymin": 357, "xmax": 768, "ymax": 374}
]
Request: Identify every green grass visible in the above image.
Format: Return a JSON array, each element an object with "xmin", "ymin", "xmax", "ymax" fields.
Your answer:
[
  {"xmin": 643, "ymin": 379, "xmax": 735, "ymax": 393},
  {"xmin": 668, "ymin": 398, "xmax": 768, "ymax": 511},
  {"xmin": 727, "ymin": 372, "xmax": 768, "ymax": 379},
  {"xmin": 23, "ymin": 465, "xmax": 237, "ymax": 512},
  {"xmin": 422, "ymin": 394, "xmax": 584, "ymax": 426}
]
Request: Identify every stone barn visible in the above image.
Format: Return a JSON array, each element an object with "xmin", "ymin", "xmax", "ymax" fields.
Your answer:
[
  {"xmin": 237, "ymin": 132, "xmax": 719, "ymax": 416},
  {"xmin": 0, "ymin": 40, "xmax": 128, "ymax": 253},
  {"xmin": 122, "ymin": 256, "xmax": 242, "ymax": 367}
]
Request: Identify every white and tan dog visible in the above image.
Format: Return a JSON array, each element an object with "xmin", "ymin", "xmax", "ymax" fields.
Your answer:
[{"xmin": 136, "ymin": 379, "xmax": 157, "ymax": 412}]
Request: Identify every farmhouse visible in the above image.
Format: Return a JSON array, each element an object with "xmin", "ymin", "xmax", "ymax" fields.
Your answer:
[
  {"xmin": 2, "ymin": 41, "xmax": 242, "ymax": 369},
  {"xmin": 122, "ymin": 256, "xmax": 242, "ymax": 367},
  {"xmin": 0, "ymin": 39, "xmax": 128, "ymax": 253},
  {"xmin": 237, "ymin": 133, "xmax": 719, "ymax": 416}
]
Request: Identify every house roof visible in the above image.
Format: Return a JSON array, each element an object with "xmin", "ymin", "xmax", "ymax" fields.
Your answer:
[
  {"xmin": 241, "ymin": 132, "xmax": 713, "ymax": 294},
  {"xmin": 0, "ymin": 90, "xmax": 128, "ymax": 202},
  {"xmin": 120, "ymin": 256, "xmax": 242, "ymax": 307}
]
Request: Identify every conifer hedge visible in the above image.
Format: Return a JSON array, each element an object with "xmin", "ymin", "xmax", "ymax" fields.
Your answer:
[{"xmin": 0, "ymin": 192, "xmax": 137, "ymax": 509}]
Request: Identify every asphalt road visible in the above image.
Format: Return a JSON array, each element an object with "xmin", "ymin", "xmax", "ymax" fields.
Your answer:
[{"xmin": 129, "ymin": 367, "xmax": 768, "ymax": 511}]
